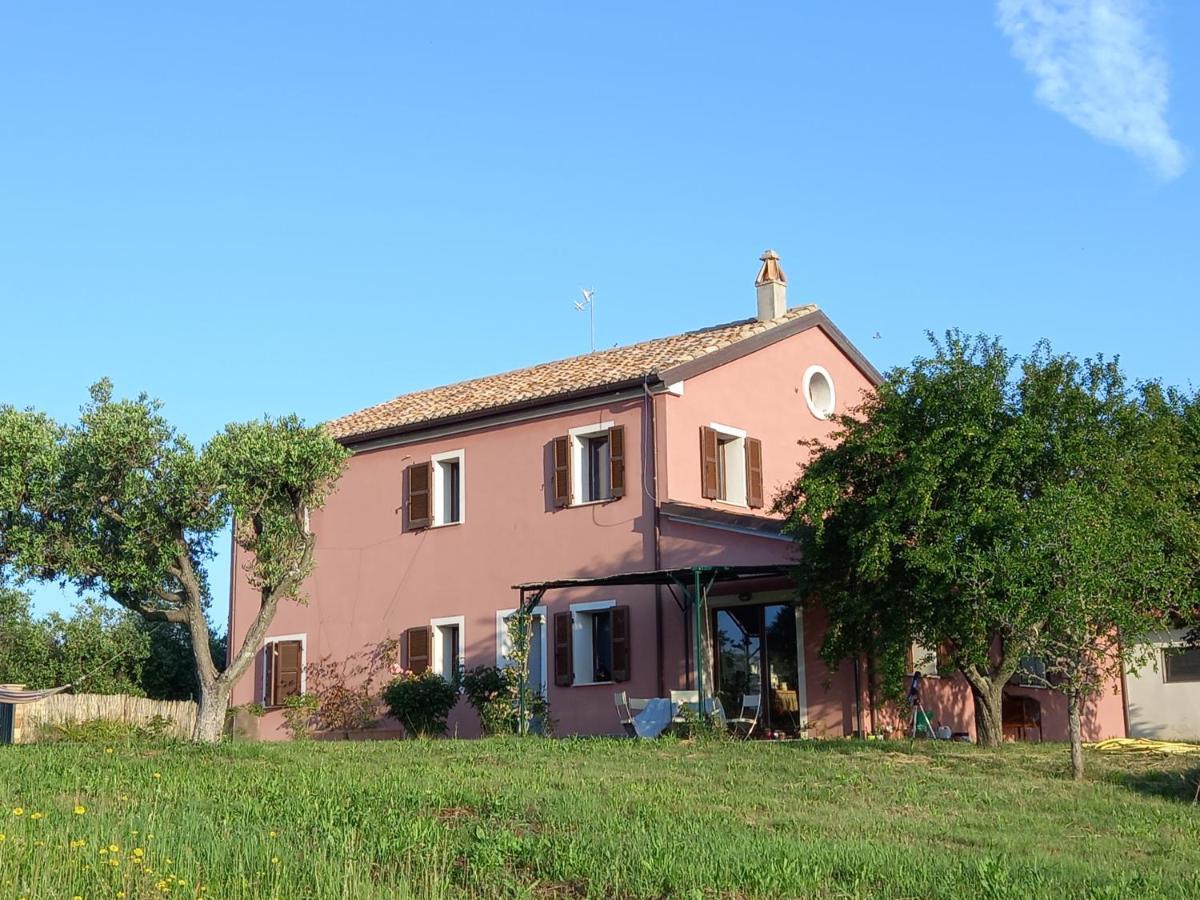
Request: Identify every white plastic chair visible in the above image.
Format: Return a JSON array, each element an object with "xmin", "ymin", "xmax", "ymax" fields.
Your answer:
[{"xmin": 727, "ymin": 693, "xmax": 761, "ymax": 739}]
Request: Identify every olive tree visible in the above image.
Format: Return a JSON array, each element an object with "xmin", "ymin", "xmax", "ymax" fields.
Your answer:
[{"xmin": 0, "ymin": 381, "xmax": 347, "ymax": 742}]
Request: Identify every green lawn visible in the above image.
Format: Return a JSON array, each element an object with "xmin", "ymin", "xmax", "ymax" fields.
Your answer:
[{"xmin": 0, "ymin": 736, "xmax": 1197, "ymax": 899}]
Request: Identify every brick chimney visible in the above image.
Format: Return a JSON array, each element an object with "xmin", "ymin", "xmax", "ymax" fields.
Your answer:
[{"xmin": 755, "ymin": 249, "xmax": 787, "ymax": 321}]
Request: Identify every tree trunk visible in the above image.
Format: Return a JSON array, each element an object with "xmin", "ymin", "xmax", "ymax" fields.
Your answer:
[
  {"xmin": 968, "ymin": 679, "xmax": 1005, "ymax": 748},
  {"xmin": 1067, "ymin": 689, "xmax": 1084, "ymax": 781},
  {"xmin": 193, "ymin": 679, "xmax": 230, "ymax": 743}
]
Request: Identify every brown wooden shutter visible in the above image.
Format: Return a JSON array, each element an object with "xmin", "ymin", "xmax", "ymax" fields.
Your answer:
[
  {"xmin": 272, "ymin": 640, "xmax": 302, "ymax": 706},
  {"xmin": 553, "ymin": 611, "xmax": 573, "ymax": 686},
  {"xmin": 746, "ymin": 437, "xmax": 764, "ymax": 509},
  {"xmin": 609, "ymin": 425, "xmax": 625, "ymax": 499},
  {"xmin": 263, "ymin": 643, "xmax": 274, "ymax": 705},
  {"xmin": 699, "ymin": 426, "xmax": 719, "ymax": 499},
  {"xmin": 611, "ymin": 605, "xmax": 631, "ymax": 683},
  {"xmin": 407, "ymin": 462, "xmax": 432, "ymax": 529},
  {"xmin": 552, "ymin": 436, "xmax": 571, "ymax": 508},
  {"xmin": 406, "ymin": 626, "xmax": 431, "ymax": 674}
]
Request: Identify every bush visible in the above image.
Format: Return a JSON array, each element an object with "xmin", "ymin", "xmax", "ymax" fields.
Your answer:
[
  {"xmin": 281, "ymin": 693, "xmax": 319, "ymax": 740},
  {"xmin": 382, "ymin": 670, "xmax": 459, "ymax": 738},
  {"xmin": 36, "ymin": 717, "xmax": 175, "ymax": 744},
  {"xmin": 461, "ymin": 665, "xmax": 550, "ymax": 736}
]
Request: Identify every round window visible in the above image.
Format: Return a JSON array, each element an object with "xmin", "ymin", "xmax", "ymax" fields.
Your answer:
[{"xmin": 803, "ymin": 366, "xmax": 836, "ymax": 419}]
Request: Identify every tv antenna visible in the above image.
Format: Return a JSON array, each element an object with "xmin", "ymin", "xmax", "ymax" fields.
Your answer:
[{"xmin": 574, "ymin": 288, "xmax": 596, "ymax": 352}]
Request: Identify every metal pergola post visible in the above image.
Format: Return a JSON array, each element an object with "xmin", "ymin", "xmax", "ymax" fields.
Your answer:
[{"xmin": 693, "ymin": 567, "xmax": 705, "ymax": 716}]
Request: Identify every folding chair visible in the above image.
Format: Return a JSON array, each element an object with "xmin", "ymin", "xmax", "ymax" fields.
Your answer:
[
  {"xmin": 614, "ymin": 691, "xmax": 649, "ymax": 737},
  {"xmin": 727, "ymin": 693, "xmax": 761, "ymax": 739}
]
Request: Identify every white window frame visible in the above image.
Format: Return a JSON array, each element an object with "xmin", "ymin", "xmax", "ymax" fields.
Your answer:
[
  {"xmin": 430, "ymin": 449, "xmax": 466, "ymax": 527},
  {"xmin": 430, "ymin": 615, "xmax": 466, "ymax": 684},
  {"xmin": 709, "ymin": 422, "xmax": 748, "ymax": 507},
  {"xmin": 803, "ymin": 365, "xmax": 836, "ymax": 420},
  {"xmin": 569, "ymin": 599, "xmax": 617, "ymax": 686},
  {"xmin": 261, "ymin": 632, "xmax": 307, "ymax": 704},
  {"xmin": 568, "ymin": 421, "xmax": 615, "ymax": 506},
  {"xmin": 911, "ymin": 641, "xmax": 939, "ymax": 677},
  {"xmin": 496, "ymin": 605, "xmax": 548, "ymax": 697}
]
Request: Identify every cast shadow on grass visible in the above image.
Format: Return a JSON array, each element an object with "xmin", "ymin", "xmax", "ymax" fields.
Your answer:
[{"xmin": 1103, "ymin": 765, "xmax": 1200, "ymax": 804}]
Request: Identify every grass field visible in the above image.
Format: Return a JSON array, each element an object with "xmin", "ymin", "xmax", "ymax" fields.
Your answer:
[{"xmin": 0, "ymin": 736, "xmax": 1198, "ymax": 899}]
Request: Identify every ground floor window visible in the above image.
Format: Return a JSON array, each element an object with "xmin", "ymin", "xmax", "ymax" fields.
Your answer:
[
  {"xmin": 1164, "ymin": 646, "xmax": 1200, "ymax": 683},
  {"xmin": 263, "ymin": 636, "xmax": 305, "ymax": 707},
  {"xmin": 431, "ymin": 616, "xmax": 466, "ymax": 685},
  {"xmin": 553, "ymin": 601, "xmax": 631, "ymax": 686}
]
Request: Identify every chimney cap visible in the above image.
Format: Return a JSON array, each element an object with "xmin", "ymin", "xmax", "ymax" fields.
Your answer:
[{"xmin": 755, "ymin": 249, "xmax": 787, "ymax": 286}]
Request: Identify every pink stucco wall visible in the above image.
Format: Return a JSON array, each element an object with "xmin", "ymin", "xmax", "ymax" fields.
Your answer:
[{"xmin": 228, "ymin": 319, "xmax": 1127, "ymax": 744}]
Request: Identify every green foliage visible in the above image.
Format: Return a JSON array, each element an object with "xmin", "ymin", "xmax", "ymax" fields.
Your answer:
[
  {"xmin": 461, "ymin": 665, "xmax": 550, "ymax": 736},
  {"xmin": 36, "ymin": 716, "xmax": 176, "ymax": 744},
  {"xmin": 0, "ymin": 380, "xmax": 349, "ymax": 740},
  {"xmin": 281, "ymin": 693, "xmax": 320, "ymax": 740},
  {"xmin": 777, "ymin": 332, "xmax": 1200, "ymax": 748},
  {"xmin": 138, "ymin": 621, "xmax": 228, "ymax": 701},
  {"xmin": 0, "ymin": 589, "xmax": 149, "ymax": 695},
  {"xmin": 1, "ymin": 739, "xmax": 1198, "ymax": 897},
  {"xmin": 382, "ymin": 670, "xmax": 459, "ymax": 738}
]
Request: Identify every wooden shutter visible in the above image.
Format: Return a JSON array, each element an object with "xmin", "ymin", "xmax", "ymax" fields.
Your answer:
[
  {"xmin": 406, "ymin": 626, "xmax": 431, "ymax": 674},
  {"xmin": 272, "ymin": 640, "xmax": 302, "ymax": 706},
  {"xmin": 746, "ymin": 437, "xmax": 764, "ymax": 509},
  {"xmin": 609, "ymin": 425, "xmax": 625, "ymax": 499},
  {"xmin": 408, "ymin": 462, "xmax": 432, "ymax": 529},
  {"xmin": 699, "ymin": 426, "xmax": 719, "ymax": 499},
  {"xmin": 611, "ymin": 605, "xmax": 631, "ymax": 683},
  {"xmin": 553, "ymin": 611, "xmax": 574, "ymax": 686},
  {"xmin": 552, "ymin": 436, "xmax": 571, "ymax": 508}
]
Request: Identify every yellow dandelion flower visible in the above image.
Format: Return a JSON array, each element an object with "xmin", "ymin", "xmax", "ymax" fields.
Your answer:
[
  {"xmin": 0, "ymin": 834, "xmax": 5, "ymax": 842},
  {"xmin": 133, "ymin": 847, "xmax": 145, "ymax": 858},
  {"xmin": 29, "ymin": 812, "xmax": 44, "ymax": 820},
  {"xmin": 271, "ymin": 856, "xmax": 280, "ymax": 865},
  {"xmin": 269, "ymin": 830, "xmax": 278, "ymax": 837},
  {"xmin": 104, "ymin": 747, "xmax": 114, "ymax": 754},
  {"xmin": 109, "ymin": 858, "xmax": 120, "ymax": 867},
  {"xmin": 74, "ymin": 805, "xmax": 86, "ymax": 815},
  {"xmin": 11, "ymin": 808, "xmax": 23, "ymax": 816},
  {"xmin": 152, "ymin": 772, "xmax": 161, "ymax": 779},
  {"xmin": 177, "ymin": 879, "xmax": 187, "ymax": 887},
  {"xmin": 165, "ymin": 857, "xmax": 173, "ymax": 865},
  {"xmin": 117, "ymin": 893, "xmax": 126, "ymax": 898},
  {"xmin": 74, "ymin": 895, "xmax": 83, "ymax": 899},
  {"xmin": 100, "ymin": 847, "xmax": 108, "ymax": 854},
  {"xmin": 108, "ymin": 843, "xmax": 120, "ymax": 853},
  {"xmin": 119, "ymin": 795, "xmax": 129, "ymax": 802}
]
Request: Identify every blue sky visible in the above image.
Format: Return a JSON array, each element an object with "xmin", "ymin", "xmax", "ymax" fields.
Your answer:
[{"xmin": 1, "ymin": 2, "xmax": 1195, "ymax": 618}]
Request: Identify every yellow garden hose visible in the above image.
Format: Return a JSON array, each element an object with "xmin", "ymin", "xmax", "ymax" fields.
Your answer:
[{"xmin": 1086, "ymin": 738, "xmax": 1200, "ymax": 756}]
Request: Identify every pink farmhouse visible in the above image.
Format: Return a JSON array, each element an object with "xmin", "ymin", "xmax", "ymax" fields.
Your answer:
[{"xmin": 227, "ymin": 253, "xmax": 1127, "ymax": 742}]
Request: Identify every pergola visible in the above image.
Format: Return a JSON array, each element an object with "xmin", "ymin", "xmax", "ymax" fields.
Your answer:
[{"xmin": 512, "ymin": 565, "xmax": 791, "ymax": 729}]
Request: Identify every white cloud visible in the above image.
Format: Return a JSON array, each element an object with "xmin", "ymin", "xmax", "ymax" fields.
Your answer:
[{"xmin": 996, "ymin": 0, "xmax": 1187, "ymax": 179}]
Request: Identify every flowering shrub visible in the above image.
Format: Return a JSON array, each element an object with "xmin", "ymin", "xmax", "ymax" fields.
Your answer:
[
  {"xmin": 382, "ymin": 670, "xmax": 458, "ymax": 738},
  {"xmin": 461, "ymin": 665, "xmax": 550, "ymax": 736}
]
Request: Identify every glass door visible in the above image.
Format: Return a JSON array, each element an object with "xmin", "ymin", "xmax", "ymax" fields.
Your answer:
[
  {"xmin": 763, "ymin": 604, "xmax": 802, "ymax": 734},
  {"xmin": 712, "ymin": 608, "xmax": 761, "ymax": 723},
  {"xmin": 712, "ymin": 603, "xmax": 802, "ymax": 736}
]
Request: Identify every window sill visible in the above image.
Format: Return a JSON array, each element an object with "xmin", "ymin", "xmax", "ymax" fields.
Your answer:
[
  {"xmin": 430, "ymin": 520, "xmax": 463, "ymax": 529},
  {"xmin": 567, "ymin": 497, "xmax": 619, "ymax": 509},
  {"xmin": 572, "ymin": 680, "xmax": 614, "ymax": 687},
  {"xmin": 714, "ymin": 499, "xmax": 748, "ymax": 510}
]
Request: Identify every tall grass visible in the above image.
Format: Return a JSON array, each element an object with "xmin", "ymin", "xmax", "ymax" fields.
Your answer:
[{"xmin": 0, "ymin": 735, "xmax": 1197, "ymax": 898}]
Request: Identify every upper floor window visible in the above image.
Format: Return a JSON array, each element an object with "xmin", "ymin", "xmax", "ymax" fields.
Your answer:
[
  {"xmin": 700, "ymin": 424, "xmax": 763, "ymax": 509},
  {"xmin": 406, "ymin": 450, "xmax": 465, "ymax": 530},
  {"xmin": 803, "ymin": 365, "xmax": 836, "ymax": 419},
  {"xmin": 431, "ymin": 450, "xmax": 465, "ymax": 526},
  {"xmin": 552, "ymin": 423, "xmax": 626, "ymax": 508}
]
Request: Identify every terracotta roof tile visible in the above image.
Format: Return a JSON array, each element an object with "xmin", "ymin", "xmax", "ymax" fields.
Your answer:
[{"xmin": 326, "ymin": 305, "xmax": 819, "ymax": 441}]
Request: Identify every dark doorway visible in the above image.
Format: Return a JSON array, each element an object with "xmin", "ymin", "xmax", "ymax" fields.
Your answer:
[{"xmin": 712, "ymin": 603, "xmax": 803, "ymax": 735}]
